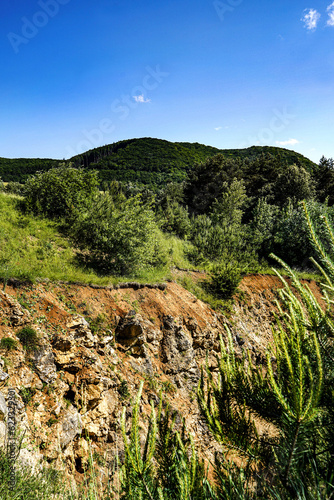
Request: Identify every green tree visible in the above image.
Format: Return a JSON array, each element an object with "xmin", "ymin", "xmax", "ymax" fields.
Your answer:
[
  {"xmin": 184, "ymin": 155, "xmax": 244, "ymax": 215},
  {"xmin": 273, "ymin": 164, "xmax": 315, "ymax": 206},
  {"xmin": 24, "ymin": 164, "xmax": 99, "ymax": 220},
  {"xmin": 250, "ymin": 197, "xmax": 279, "ymax": 258},
  {"xmin": 196, "ymin": 199, "xmax": 334, "ymax": 498},
  {"xmin": 314, "ymin": 156, "xmax": 334, "ymax": 205},
  {"xmin": 119, "ymin": 381, "xmax": 215, "ymax": 499},
  {"xmin": 156, "ymin": 198, "xmax": 191, "ymax": 239},
  {"xmin": 72, "ymin": 193, "xmax": 162, "ymax": 275},
  {"xmin": 210, "ymin": 178, "xmax": 247, "ymax": 228}
]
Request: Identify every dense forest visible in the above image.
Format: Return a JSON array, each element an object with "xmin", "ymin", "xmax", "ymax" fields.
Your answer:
[
  {"xmin": 0, "ymin": 138, "xmax": 316, "ymax": 188},
  {"xmin": 0, "ymin": 158, "xmax": 63, "ymax": 183}
]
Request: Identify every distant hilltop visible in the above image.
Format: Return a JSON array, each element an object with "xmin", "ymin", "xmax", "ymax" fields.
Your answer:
[{"xmin": 0, "ymin": 137, "xmax": 317, "ymax": 188}]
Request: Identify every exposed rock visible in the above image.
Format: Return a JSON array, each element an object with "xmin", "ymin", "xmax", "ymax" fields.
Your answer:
[
  {"xmin": 161, "ymin": 315, "xmax": 200, "ymax": 389},
  {"xmin": 116, "ymin": 312, "xmax": 159, "ymax": 367},
  {"xmin": 98, "ymin": 336, "xmax": 114, "ymax": 346},
  {"xmin": 0, "ymin": 393, "xmax": 7, "ymax": 421},
  {"xmin": 18, "ymin": 448, "xmax": 44, "ymax": 474},
  {"xmin": 0, "ymin": 272, "xmax": 294, "ymax": 488},
  {"xmin": 97, "ymin": 336, "xmax": 114, "ymax": 355},
  {"xmin": 116, "ymin": 311, "xmax": 145, "ymax": 346},
  {"xmin": 0, "ymin": 290, "xmax": 30, "ymax": 326},
  {"xmin": 66, "ymin": 315, "xmax": 98, "ymax": 348},
  {"xmin": 33, "ymin": 347, "xmax": 57, "ymax": 384},
  {"xmin": 53, "ymin": 350, "xmax": 82, "ymax": 372},
  {"xmin": 14, "ymin": 366, "xmax": 43, "ymax": 390},
  {"xmin": 0, "ymin": 422, "xmax": 6, "ymax": 447},
  {"xmin": 52, "ymin": 332, "xmax": 75, "ymax": 352},
  {"xmin": 60, "ymin": 409, "xmax": 82, "ymax": 449},
  {"xmin": 0, "ymin": 370, "xmax": 9, "ymax": 383}
]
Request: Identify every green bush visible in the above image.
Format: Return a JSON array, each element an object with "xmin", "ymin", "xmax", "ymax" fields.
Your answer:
[
  {"xmin": 209, "ymin": 261, "xmax": 242, "ymax": 299},
  {"xmin": 16, "ymin": 327, "xmax": 39, "ymax": 351},
  {"xmin": 157, "ymin": 199, "xmax": 191, "ymax": 239},
  {"xmin": 24, "ymin": 164, "xmax": 99, "ymax": 221},
  {"xmin": 0, "ymin": 337, "xmax": 17, "ymax": 351},
  {"xmin": 4, "ymin": 182, "xmax": 25, "ymax": 196},
  {"xmin": 72, "ymin": 193, "xmax": 163, "ymax": 275}
]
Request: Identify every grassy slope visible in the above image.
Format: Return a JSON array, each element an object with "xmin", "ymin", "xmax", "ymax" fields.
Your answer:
[
  {"xmin": 0, "ymin": 193, "xmax": 109, "ymax": 285},
  {"xmin": 0, "ymin": 193, "xmax": 193, "ymax": 286}
]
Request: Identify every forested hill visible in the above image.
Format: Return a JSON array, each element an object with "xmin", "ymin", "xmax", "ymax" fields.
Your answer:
[
  {"xmin": 69, "ymin": 138, "xmax": 317, "ymax": 188},
  {"xmin": 0, "ymin": 138, "xmax": 316, "ymax": 187},
  {"xmin": 0, "ymin": 158, "xmax": 63, "ymax": 183}
]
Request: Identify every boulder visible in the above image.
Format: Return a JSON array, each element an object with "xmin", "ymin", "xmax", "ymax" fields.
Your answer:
[
  {"xmin": 66, "ymin": 315, "xmax": 98, "ymax": 348},
  {"xmin": 161, "ymin": 315, "xmax": 200, "ymax": 389},
  {"xmin": 60, "ymin": 409, "xmax": 82, "ymax": 449},
  {"xmin": 34, "ymin": 347, "xmax": 57, "ymax": 384},
  {"xmin": 0, "ymin": 291, "xmax": 30, "ymax": 326}
]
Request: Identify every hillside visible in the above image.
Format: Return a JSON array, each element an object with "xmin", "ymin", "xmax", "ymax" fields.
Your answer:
[
  {"xmin": 0, "ymin": 158, "xmax": 63, "ymax": 183},
  {"xmin": 0, "ymin": 271, "xmax": 322, "ymax": 492},
  {"xmin": 69, "ymin": 138, "xmax": 317, "ymax": 189},
  {"xmin": 0, "ymin": 138, "xmax": 316, "ymax": 188}
]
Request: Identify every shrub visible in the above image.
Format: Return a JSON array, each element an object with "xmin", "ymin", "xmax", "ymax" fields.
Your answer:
[
  {"xmin": 209, "ymin": 261, "xmax": 242, "ymax": 299},
  {"xmin": 72, "ymin": 193, "xmax": 163, "ymax": 275},
  {"xmin": 16, "ymin": 326, "xmax": 39, "ymax": 351},
  {"xmin": 157, "ymin": 199, "xmax": 191, "ymax": 239},
  {"xmin": 24, "ymin": 164, "xmax": 99, "ymax": 221},
  {"xmin": 0, "ymin": 337, "xmax": 17, "ymax": 351},
  {"xmin": 4, "ymin": 181, "xmax": 25, "ymax": 196}
]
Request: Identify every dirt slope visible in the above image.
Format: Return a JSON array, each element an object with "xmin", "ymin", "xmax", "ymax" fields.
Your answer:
[{"xmin": 0, "ymin": 272, "xmax": 322, "ymax": 486}]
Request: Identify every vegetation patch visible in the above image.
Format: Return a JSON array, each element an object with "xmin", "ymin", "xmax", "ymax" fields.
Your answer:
[
  {"xmin": 16, "ymin": 326, "xmax": 39, "ymax": 351},
  {"xmin": 0, "ymin": 337, "xmax": 17, "ymax": 351}
]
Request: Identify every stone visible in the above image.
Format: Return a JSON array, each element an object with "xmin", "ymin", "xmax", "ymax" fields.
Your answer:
[
  {"xmin": 161, "ymin": 315, "xmax": 200, "ymax": 389},
  {"xmin": 0, "ymin": 291, "xmax": 30, "ymax": 326},
  {"xmin": 52, "ymin": 332, "xmax": 75, "ymax": 352},
  {"xmin": 99, "ymin": 336, "xmax": 114, "ymax": 346},
  {"xmin": 67, "ymin": 315, "xmax": 98, "ymax": 348},
  {"xmin": 0, "ymin": 422, "xmax": 6, "ymax": 447},
  {"xmin": 34, "ymin": 347, "xmax": 57, "ymax": 384},
  {"xmin": 18, "ymin": 448, "xmax": 44, "ymax": 474},
  {"xmin": 0, "ymin": 393, "xmax": 7, "ymax": 421},
  {"xmin": 60, "ymin": 409, "xmax": 82, "ymax": 449},
  {"xmin": 0, "ymin": 371, "xmax": 9, "ymax": 383},
  {"xmin": 116, "ymin": 312, "xmax": 145, "ymax": 345}
]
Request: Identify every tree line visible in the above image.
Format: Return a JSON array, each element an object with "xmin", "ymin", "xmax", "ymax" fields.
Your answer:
[{"xmin": 1, "ymin": 152, "xmax": 331, "ymax": 288}]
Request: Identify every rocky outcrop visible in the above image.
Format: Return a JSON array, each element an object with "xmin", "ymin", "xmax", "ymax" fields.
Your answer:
[
  {"xmin": 60, "ymin": 409, "xmax": 82, "ymax": 449},
  {"xmin": 66, "ymin": 315, "xmax": 98, "ymax": 348},
  {"xmin": 161, "ymin": 315, "xmax": 200, "ymax": 389},
  {"xmin": 33, "ymin": 347, "xmax": 57, "ymax": 384},
  {"xmin": 0, "ymin": 290, "xmax": 30, "ymax": 326},
  {"xmin": 0, "ymin": 274, "xmax": 291, "ymax": 486}
]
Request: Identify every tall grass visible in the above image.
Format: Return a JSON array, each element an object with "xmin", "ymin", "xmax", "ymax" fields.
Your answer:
[{"xmin": 0, "ymin": 194, "xmax": 182, "ymax": 286}]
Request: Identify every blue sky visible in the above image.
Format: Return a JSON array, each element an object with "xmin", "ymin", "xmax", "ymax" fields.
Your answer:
[{"xmin": 1, "ymin": 0, "xmax": 334, "ymax": 162}]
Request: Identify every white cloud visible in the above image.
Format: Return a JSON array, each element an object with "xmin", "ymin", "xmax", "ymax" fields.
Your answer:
[
  {"xmin": 133, "ymin": 94, "xmax": 151, "ymax": 103},
  {"xmin": 214, "ymin": 126, "xmax": 222, "ymax": 131},
  {"xmin": 327, "ymin": 2, "xmax": 334, "ymax": 26},
  {"xmin": 301, "ymin": 8, "xmax": 321, "ymax": 30},
  {"xmin": 275, "ymin": 138, "xmax": 300, "ymax": 146}
]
